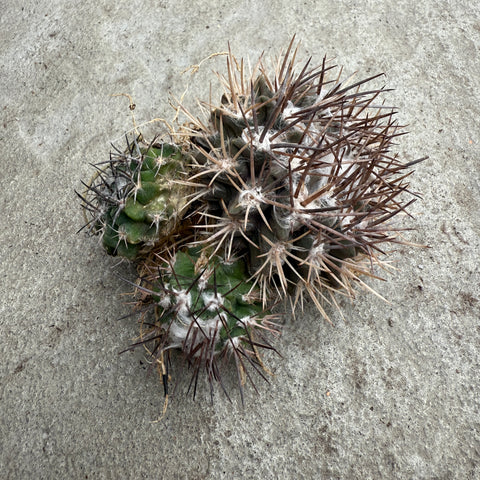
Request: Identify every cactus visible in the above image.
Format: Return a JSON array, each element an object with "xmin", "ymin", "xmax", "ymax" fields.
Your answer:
[
  {"xmin": 79, "ymin": 39, "xmax": 423, "ymax": 402},
  {"xmin": 79, "ymin": 136, "xmax": 193, "ymax": 260},
  {"xmin": 188, "ymin": 42, "xmax": 421, "ymax": 316},
  {"xmin": 133, "ymin": 247, "xmax": 278, "ymax": 400}
]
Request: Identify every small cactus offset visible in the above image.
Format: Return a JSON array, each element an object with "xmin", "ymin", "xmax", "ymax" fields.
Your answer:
[
  {"xmin": 133, "ymin": 247, "xmax": 278, "ymax": 401},
  {"xmin": 79, "ymin": 136, "xmax": 194, "ymax": 260},
  {"xmin": 79, "ymin": 38, "xmax": 423, "ymax": 403}
]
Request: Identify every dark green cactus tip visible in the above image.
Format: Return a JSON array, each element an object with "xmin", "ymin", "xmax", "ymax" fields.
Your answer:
[{"xmin": 187, "ymin": 44, "xmax": 424, "ymax": 314}]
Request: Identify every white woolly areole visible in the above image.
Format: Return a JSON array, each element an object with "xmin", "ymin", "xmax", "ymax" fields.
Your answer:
[
  {"xmin": 169, "ymin": 312, "xmax": 225, "ymax": 357},
  {"xmin": 215, "ymin": 156, "xmax": 236, "ymax": 173},
  {"xmin": 197, "ymin": 268, "xmax": 212, "ymax": 292},
  {"xmin": 241, "ymin": 291, "xmax": 259, "ymax": 304},
  {"xmin": 238, "ymin": 185, "xmax": 265, "ymax": 207},
  {"xmin": 282, "ymin": 100, "xmax": 302, "ymax": 119},
  {"xmin": 169, "ymin": 322, "xmax": 191, "ymax": 346},
  {"xmin": 165, "ymin": 254, "xmax": 176, "ymax": 275},
  {"xmin": 276, "ymin": 183, "xmax": 339, "ymax": 231},
  {"xmin": 305, "ymin": 241, "xmax": 327, "ymax": 271},
  {"xmin": 173, "ymin": 288, "xmax": 191, "ymax": 317},
  {"xmin": 241, "ymin": 126, "xmax": 275, "ymax": 151},
  {"xmin": 236, "ymin": 315, "xmax": 257, "ymax": 327},
  {"xmin": 202, "ymin": 291, "xmax": 225, "ymax": 311},
  {"xmin": 227, "ymin": 335, "xmax": 243, "ymax": 351},
  {"xmin": 158, "ymin": 293, "xmax": 172, "ymax": 309},
  {"xmin": 309, "ymin": 241, "xmax": 326, "ymax": 259},
  {"xmin": 266, "ymin": 241, "xmax": 289, "ymax": 266}
]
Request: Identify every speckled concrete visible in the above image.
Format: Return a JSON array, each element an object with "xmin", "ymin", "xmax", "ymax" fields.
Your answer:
[{"xmin": 1, "ymin": 1, "xmax": 479, "ymax": 478}]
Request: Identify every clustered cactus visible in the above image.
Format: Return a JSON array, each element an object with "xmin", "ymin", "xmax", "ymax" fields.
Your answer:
[{"xmin": 79, "ymin": 39, "xmax": 422, "ymax": 402}]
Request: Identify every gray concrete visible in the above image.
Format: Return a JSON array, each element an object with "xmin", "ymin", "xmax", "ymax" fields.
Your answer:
[{"xmin": 1, "ymin": 1, "xmax": 479, "ymax": 478}]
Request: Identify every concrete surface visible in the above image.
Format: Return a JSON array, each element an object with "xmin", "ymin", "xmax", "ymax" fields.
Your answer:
[{"xmin": 1, "ymin": 1, "xmax": 479, "ymax": 478}]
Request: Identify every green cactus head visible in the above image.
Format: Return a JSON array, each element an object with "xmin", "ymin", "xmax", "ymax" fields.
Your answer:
[
  {"xmin": 134, "ymin": 247, "xmax": 278, "ymax": 400},
  {"xmin": 79, "ymin": 136, "xmax": 194, "ymax": 260},
  {"xmin": 187, "ymin": 43, "xmax": 421, "ymax": 317}
]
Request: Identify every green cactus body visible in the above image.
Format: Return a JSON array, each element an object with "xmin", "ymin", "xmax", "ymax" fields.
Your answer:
[
  {"xmin": 189, "ymin": 49, "xmax": 418, "ymax": 311},
  {"xmin": 138, "ymin": 247, "xmax": 276, "ymax": 395},
  {"xmin": 82, "ymin": 139, "xmax": 193, "ymax": 260}
]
